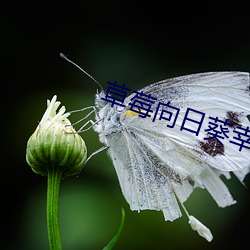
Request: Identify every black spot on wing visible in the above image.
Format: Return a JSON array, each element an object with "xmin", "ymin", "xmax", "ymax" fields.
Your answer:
[
  {"xmin": 199, "ymin": 138, "xmax": 224, "ymax": 157},
  {"xmin": 226, "ymin": 111, "xmax": 242, "ymax": 128}
]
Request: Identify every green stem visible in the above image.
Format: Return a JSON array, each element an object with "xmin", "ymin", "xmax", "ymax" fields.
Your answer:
[{"xmin": 47, "ymin": 165, "xmax": 63, "ymax": 250}]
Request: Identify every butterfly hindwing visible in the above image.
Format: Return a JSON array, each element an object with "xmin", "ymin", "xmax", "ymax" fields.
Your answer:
[{"xmin": 107, "ymin": 126, "xmax": 182, "ymax": 221}]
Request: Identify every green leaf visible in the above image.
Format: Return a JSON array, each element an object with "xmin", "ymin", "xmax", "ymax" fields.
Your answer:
[
  {"xmin": 102, "ymin": 208, "xmax": 125, "ymax": 250},
  {"xmin": 247, "ymin": 114, "xmax": 250, "ymax": 122}
]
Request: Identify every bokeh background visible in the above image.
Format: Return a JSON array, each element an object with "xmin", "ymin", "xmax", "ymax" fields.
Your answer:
[{"xmin": 2, "ymin": 1, "xmax": 250, "ymax": 250}]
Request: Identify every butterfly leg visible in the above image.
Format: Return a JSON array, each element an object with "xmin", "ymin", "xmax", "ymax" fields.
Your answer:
[
  {"xmin": 77, "ymin": 145, "xmax": 108, "ymax": 176},
  {"xmin": 68, "ymin": 106, "xmax": 101, "ymax": 132},
  {"xmin": 85, "ymin": 145, "xmax": 108, "ymax": 165},
  {"xmin": 77, "ymin": 118, "xmax": 104, "ymax": 133},
  {"xmin": 70, "ymin": 106, "xmax": 96, "ymax": 125}
]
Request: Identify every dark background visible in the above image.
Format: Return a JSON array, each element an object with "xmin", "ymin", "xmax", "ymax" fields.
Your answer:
[{"xmin": 2, "ymin": 1, "xmax": 250, "ymax": 250}]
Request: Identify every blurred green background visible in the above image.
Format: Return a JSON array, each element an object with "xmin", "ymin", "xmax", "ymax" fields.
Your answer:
[{"xmin": 2, "ymin": 1, "xmax": 250, "ymax": 250}]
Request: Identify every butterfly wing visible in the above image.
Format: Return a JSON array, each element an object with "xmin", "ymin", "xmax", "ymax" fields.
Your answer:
[
  {"xmin": 105, "ymin": 72, "xmax": 249, "ymax": 221},
  {"xmin": 107, "ymin": 124, "xmax": 182, "ymax": 221},
  {"xmin": 133, "ymin": 71, "xmax": 249, "ymax": 113},
  {"xmin": 122, "ymin": 71, "xmax": 250, "ymax": 173}
]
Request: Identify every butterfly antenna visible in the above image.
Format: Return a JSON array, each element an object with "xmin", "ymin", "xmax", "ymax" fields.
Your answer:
[{"xmin": 60, "ymin": 53, "xmax": 104, "ymax": 92}]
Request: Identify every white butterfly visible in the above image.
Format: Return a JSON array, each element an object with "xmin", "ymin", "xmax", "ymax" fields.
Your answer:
[
  {"xmin": 91, "ymin": 72, "xmax": 250, "ymax": 241},
  {"xmin": 61, "ymin": 54, "xmax": 250, "ymax": 242}
]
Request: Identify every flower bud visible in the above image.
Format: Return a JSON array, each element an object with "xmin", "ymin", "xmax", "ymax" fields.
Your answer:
[{"xmin": 26, "ymin": 95, "xmax": 87, "ymax": 178}]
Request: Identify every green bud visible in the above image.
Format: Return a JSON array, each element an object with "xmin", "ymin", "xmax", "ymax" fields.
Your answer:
[{"xmin": 26, "ymin": 95, "xmax": 87, "ymax": 178}]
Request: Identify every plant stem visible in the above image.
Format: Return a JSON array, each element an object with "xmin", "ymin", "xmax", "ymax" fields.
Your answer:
[
  {"xmin": 47, "ymin": 165, "xmax": 63, "ymax": 250},
  {"xmin": 102, "ymin": 208, "xmax": 125, "ymax": 250}
]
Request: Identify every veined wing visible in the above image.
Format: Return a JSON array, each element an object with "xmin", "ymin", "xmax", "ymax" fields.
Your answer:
[
  {"xmin": 121, "ymin": 72, "xmax": 250, "ymax": 172},
  {"xmin": 107, "ymin": 116, "xmax": 237, "ymax": 222},
  {"xmin": 124, "ymin": 72, "xmax": 249, "ymax": 126},
  {"xmin": 133, "ymin": 72, "xmax": 249, "ymax": 113},
  {"xmin": 107, "ymin": 126, "xmax": 182, "ymax": 221}
]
